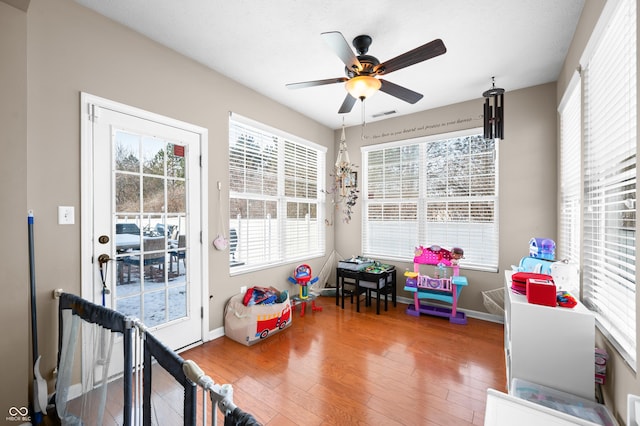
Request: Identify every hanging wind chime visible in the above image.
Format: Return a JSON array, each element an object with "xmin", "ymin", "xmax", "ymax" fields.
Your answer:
[
  {"xmin": 335, "ymin": 121, "xmax": 351, "ymax": 197},
  {"xmin": 328, "ymin": 119, "xmax": 359, "ymax": 223},
  {"xmin": 483, "ymin": 77, "xmax": 505, "ymax": 140}
]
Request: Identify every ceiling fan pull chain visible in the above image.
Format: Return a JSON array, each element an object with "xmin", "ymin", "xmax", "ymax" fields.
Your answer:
[{"xmin": 361, "ymin": 100, "xmax": 366, "ymax": 140}]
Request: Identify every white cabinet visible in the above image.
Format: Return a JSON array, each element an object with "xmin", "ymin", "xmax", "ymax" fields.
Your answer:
[{"xmin": 504, "ymin": 270, "xmax": 595, "ymax": 400}]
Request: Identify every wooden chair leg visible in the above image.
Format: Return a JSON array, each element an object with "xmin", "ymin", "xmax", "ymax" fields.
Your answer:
[{"xmin": 384, "ymin": 286, "xmax": 388, "ymax": 311}]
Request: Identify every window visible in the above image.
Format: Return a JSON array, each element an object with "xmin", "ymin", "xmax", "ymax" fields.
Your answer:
[
  {"xmin": 558, "ymin": 73, "xmax": 581, "ymax": 265},
  {"xmin": 362, "ymin": 128, "xmax": 498, "ymax": 271},
  {"xmin": 581, "ymin": 0, "xmax": 636, "ymax": 369},
  {"xmin": 228, "ymin": 113, "xmax": 326, "ymax": 272}
]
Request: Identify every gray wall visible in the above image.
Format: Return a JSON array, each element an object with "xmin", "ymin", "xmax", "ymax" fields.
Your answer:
[
  {"xmin": 3, "ymin": 0, "xmax": 335, "ymax": 408},
  {"xmin": 335, "ymin": 82, "xmax": 558, "ymax": 314},
  {"xmin": 0, "ymin": 0, "xmax": 29, "ymax": 412}
]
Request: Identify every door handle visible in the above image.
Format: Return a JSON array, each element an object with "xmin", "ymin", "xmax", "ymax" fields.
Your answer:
[
  {"xmin": 98, "ymin": 254, "xmax": 111, "ymax": 266},
  {"xmin": 97, "ymin": 254, "xmax": 112, "ymax": 300}
]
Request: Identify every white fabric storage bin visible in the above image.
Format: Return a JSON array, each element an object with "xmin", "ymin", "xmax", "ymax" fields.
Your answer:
[{"xmin": 224, "ymin": 293, "xmax": 292, "ymax": 346}]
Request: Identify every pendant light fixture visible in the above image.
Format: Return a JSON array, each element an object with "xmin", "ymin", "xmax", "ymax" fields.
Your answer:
[
  {"xmin": 345, "ymin": 76, "xmax": 381, "ymax": 140},
  {"xmin": 482, "ymin": 77, "xmax": 505, "ymax": 140},
  {"xmin": 345, "ymin": 75, "xmax": 382, "ymax": 100}
]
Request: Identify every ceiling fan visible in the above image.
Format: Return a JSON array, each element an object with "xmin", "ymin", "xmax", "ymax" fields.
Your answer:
[{"xmin": 286, "ymin": 31, "xmax": 447, "ymax": 114}]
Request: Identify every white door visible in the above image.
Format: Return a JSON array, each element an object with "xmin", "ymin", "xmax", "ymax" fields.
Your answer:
[{"xmin": 81, "ymin": 93, "xmax": 207, "ymax": 353}]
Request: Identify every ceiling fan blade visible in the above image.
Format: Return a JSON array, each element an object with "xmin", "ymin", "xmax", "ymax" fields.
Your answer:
[
  {"xmin": 321, "ymin": 31, "xmax": 362, "ymax": 72},
  {"xmin": 379, "ymin": 79, "xmax": 423, "ymax": 104},
  {"xmin": 286, "ymin": 77, "xmax": 348, "ymax": 89},
  {"xmin": 375, "ymin": 39, "xmax": 446, "ymax": 75},
  {"xmin": 338, "ymin": 94, "xmax": 357, "ymax": 114}
]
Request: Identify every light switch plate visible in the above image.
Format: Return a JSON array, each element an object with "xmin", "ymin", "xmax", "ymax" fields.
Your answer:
[
  {"xmin": 629, "ymin": 394, "xmax": 640, "ymax": 426},
  {"xmin": 58, "ymin": 206, "xmax": 75, "ymax": 225}
]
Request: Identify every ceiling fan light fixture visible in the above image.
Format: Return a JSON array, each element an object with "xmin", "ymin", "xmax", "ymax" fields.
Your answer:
[{"xmin": 345, "ymin": 75, "xmax": 381, "ymax": 100}]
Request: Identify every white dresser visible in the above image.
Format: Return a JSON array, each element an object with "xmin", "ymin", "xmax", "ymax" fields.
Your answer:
[{"xmin": 504, "ymin": 270, "xmax": 595, "ymax": 400}]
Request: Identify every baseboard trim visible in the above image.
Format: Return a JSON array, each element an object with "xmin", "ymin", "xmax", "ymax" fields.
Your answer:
[{"xmin": 207, "ymin": 326, "xmax": 225, "ymax": 342}]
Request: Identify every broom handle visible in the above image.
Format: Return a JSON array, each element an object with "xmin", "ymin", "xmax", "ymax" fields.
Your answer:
[{"xmin": 28, "ymin": 210, "xmax": 38, "ymax": 361}]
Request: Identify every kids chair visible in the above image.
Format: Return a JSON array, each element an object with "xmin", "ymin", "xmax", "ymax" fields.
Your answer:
[{"xmin": 403, "ymin": 245, "xmax": 468, "ymax": 324}]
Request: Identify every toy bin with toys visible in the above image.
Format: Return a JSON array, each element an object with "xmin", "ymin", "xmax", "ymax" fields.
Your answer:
[{"xmin": 224, "ymin": 287, "xmax": 292, "ymax": 346}]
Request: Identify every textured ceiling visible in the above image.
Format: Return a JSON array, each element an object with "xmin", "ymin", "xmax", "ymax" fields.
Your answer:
[{"xmin": 74, "ymin": 0, "xmax": 585, "ymax": 129}]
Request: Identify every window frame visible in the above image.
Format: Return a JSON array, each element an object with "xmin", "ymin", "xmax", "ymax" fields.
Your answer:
[
  {"xmin": 361, "ymin": 127, "xmax": 499, "ymax": 272},
  {"xmin": 228, "ymin": 113, "xmax": 327, "ymax": 274},
  {"xmin": 579, "ymin": 0, "xmax": 636, "ymax": 370},
  {"xmin": 557, "ymin": 72, "xmax": 582, "ymax": 272}
]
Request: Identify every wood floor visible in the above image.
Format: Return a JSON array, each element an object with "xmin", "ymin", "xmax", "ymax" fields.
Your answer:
[{"xmin": 182, "ymin": 295, "xmax": 507, "ymax": 426}]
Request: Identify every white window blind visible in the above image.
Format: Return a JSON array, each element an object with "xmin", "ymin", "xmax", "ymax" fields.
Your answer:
[
  {"xmin": 582, "ymin": 0, "xmax": 636, "ymax": 369},
  {"xmin": 363, "ymin": 144, "xmax": 421, "ymax": 258},
  {"xmin": 362, "ymin": 129, "xmax": 498, "ymax": 271},
  {"xmin": 558, "ymin": 74, "xmax": 581, "ymax": 264},
  {"xmin": 229, "ymin": 114, "xmax": 326, "ymax": 272}
]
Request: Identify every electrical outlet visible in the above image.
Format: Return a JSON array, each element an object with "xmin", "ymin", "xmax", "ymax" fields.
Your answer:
[
  {"xmin": 240, "ymin": 286, "xmax": 247, "ymax": 294},
  {"xmin": 58, "ymin": 206, "xmax": 75, "ymax": 225}
]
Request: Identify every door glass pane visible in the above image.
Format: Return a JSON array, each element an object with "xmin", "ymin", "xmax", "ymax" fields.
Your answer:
[
  {"xmin": 169, "ymin": 285, "xmax": 187, "ymax": 321},
  {"xmin": 167, "ymin": 143, "xmax": 186, "ymax": 178},
  {"xmin": 168, "ymin": 179, "xmax": 186, "ymax": 213},
  {"xmin": 168, "ymin": 215, "xmax": 187, "ymax": 285},
  {"xmin": 142, "ymin": 213, "xmax": 164, "ymax": 240},
  {"xmin": 113, "ymin": 130, "xmax": 189, "ymax": 328},
  {"xmin": 115, "ymin": 214, "xmax": 142, "ymax": 301},
  {"xmin": 117, "ymin": 295, "xmax": 141, "ymax": 319},
  {"xmin": 143, "ymin": 176, "xmax": 164, "ymax": 213},
  {"xmin": 144, "ymin": 290, "xmax": 166, "ymax": 327},
  {"xmin": 142, "ymin": 137, "xmax": 165, "ymax": 176},
  {"xmin": 115, "ymin": 214, "xmax": 141, "ymax": 253},
  {"xmin": 115, "ymin": 132, "xmax": 140, "ymax": 173},
  {"xmin": 115, "ymin": 132, "xmax": 141, "ymax": 213},
  {"xmin": 115, "ymin": 173, "xmax": 140, "ymax": 212}
]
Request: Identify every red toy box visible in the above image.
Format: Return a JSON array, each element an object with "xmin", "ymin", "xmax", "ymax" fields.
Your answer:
[{"xmin": 526, "ymin": 278, "xmax": 556, "ymax": 307}]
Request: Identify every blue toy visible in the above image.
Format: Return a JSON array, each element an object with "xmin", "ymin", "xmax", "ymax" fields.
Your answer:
[{"xmin": 529, "ymin": 237, "xmax": 555, "ymax": 260}]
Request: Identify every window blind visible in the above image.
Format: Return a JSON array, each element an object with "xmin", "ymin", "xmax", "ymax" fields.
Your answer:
[
  {"xmin": 364, "ymin": 144, "xmax": 421, "ymax": 258},
  {"xmin": 362, "ymin": 129, "xmax": 498, "ymax": 271},
  {"xmin": 558, "ymin": 74, "xmax": 581, "ymax": 265},
  {"xmin": 582, "ymin": 0, "xmax": 636, "ymax": 369},
  {"xmin": 229, "ymin": 114, "xmax": 326, "ymax": 271}
]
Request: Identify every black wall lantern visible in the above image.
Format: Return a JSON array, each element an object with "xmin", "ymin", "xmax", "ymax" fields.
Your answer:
[{"xmin": 483, "ymin": 77, "xmax": 505, "ymax": 140}]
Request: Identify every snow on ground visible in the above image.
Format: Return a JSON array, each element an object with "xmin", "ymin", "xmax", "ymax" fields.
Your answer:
[{"xmin": 115, "ymin": 259, "xmax": 187, "ymax": 327}]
